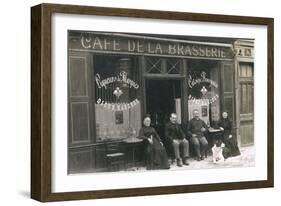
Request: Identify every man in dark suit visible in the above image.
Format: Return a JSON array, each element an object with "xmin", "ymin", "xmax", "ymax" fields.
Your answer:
[
  {"xmin": 187, "ymin": 109, "xmax": 209, "ymax": 161},
  {"xmin": 165, "ymin": 113, "xmax": 189, "ymax": 167}
]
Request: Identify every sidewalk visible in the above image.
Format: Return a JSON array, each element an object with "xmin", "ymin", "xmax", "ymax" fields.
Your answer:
[
  {"xmin": 130, "ymin": 145, "xmax": 255, "ymax": 172},
  {"xmin": 171, "ymin": 145, "xmax": 255, "ymax": 171}
]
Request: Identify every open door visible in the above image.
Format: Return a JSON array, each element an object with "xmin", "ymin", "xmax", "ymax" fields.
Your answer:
[{"xmin": 145, "ymin": 80, "xmax": 182, "ymax": 137}]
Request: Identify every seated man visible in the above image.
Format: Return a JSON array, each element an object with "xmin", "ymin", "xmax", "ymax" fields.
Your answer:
[
  {"xmin": 187, "ymin": 109, "xmax": 209, "ymax": 161},
  {"xmin": 164, "ymin": 113, "xmax": 189, "ymax": 167}
]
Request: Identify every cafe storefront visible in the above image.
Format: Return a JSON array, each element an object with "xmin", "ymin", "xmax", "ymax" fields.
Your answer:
[{"xmin": 67, "ymin": 31, "xmax": 254, "ymax": 173}]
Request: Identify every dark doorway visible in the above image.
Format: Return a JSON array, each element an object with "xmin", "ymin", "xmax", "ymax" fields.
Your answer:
[{"xmin": 145, "ymin": 80, "xmax": 182, "ymax": 138}]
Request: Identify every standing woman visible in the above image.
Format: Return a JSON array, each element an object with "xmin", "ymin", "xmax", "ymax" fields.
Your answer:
[
  {"xmin": 138, "ymin": 115, "xmax": 170, "ymax": 170},
  {"xmin": 218, "ymin": 112, "xmax": 241, "ymax": 157}
]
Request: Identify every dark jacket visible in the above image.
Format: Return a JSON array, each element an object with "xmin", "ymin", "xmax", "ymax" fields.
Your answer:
[
  {"xmin": 218, "ymin": 118, "xmax": 232, "ymax": 137},
  {"xmin": 187, "ymin": 118, "xmax": 208, "ymax": 138},
  {"xmin": 138, "ymin": 126, "xmax": 162, "ymax": 143},
  {"xmin": 164, "ymin": 121, "xmax": 186, "ymax": 142}
]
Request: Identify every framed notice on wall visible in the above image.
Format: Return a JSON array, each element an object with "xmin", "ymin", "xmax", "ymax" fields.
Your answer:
[{"xmin": 31, "ymin": 3, "xmax": 274, "ymax": 202}]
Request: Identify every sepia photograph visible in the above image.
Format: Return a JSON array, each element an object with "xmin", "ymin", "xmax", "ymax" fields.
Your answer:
[
  {"xmin": 67, "ymin": 30, "xmax": 255, "ymax": 174},
  {"xmin": 30, "ymin": 3, "xmax": 273, "ymax": 201}
]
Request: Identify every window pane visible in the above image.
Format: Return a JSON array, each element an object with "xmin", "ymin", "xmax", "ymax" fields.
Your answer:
[
  {"xmin": 145, "ymin": 57, "xmax": 162, "ymax": 73},
  {"xmin": 167, "ymin": 59, "xmax": 181, "ymax": 74},
  {"xmin": 187, "ymin": 60, "xmax": 220, "ymax": 124},
  {"xmin": 94, "ymin": 55, "xmax": 141, "ymax": 142}
]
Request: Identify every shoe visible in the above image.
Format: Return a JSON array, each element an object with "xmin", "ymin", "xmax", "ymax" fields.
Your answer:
[
  {"xmin": 200, "ymin": 156, "xmax": 205, "ymax": 160},
  {"xmin": 183, "ymin": 158, "xmax": 189, "ymax": 166},
  {"xmin": 165, "ymin": 165, "xmax": 170, "ymax": 169},
  {"xmin": 172, "ymin": 159, "xmax": 176, "ymax": 165},
  {"xmin": 195, "ymin": 156, "xmax": 201, "ymax": 161},
  {"xmin": 177, "ymin": 158, "xmax": 183, "ymax": 167},
  {"xmin": 168, "ymin": 159, "xmax": 172, "ymax": 165}
]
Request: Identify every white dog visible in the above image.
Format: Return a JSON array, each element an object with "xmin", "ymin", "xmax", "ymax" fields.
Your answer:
[{"xmin": 212, "ymin": 140, "xmax": 225, "ymax": 164}]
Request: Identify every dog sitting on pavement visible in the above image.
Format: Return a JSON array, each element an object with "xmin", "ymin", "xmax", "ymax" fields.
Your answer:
[{"xmin": 212, "ymin": 139, "xmax": 225, "ymax": 164}]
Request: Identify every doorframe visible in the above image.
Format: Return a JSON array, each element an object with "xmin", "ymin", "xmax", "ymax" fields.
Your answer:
[
  {"xmin": 143, "ymin": 77, "xmax": 185, "ymax": 124},
  {"xmin": 140, "ymin": 56, "xmax": 187, "ymax": 124}
]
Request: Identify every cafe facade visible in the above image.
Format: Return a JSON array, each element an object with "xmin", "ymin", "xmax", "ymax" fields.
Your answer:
[{"xmin": 68, "ymin": 31, "xmax": 254, "ymax": 173}]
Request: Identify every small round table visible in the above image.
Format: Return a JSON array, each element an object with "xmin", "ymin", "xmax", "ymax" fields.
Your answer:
[
  {"xmin": 123, "ymin": 137, "xmax": 143, "ymax": 170},
  {"xmin": 208, "ymin": 128, "xmax": 223, "ymax": 146}
]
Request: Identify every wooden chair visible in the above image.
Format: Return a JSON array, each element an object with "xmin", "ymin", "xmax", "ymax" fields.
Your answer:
[{"xmin": 105, "ymin": 142, "xmax": 126, "ymax": 172}]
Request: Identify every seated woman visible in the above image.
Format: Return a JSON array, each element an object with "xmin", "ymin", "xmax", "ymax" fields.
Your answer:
[
  {"xmin": 138, "ymin": 115, "xmax": 170, "ymax": 170},
  {"xmin": 218, "ymin": 112, "xmax": 241, "ymax": 157}
]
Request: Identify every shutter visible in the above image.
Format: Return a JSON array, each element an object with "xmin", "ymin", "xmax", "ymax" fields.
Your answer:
[
  {"xmin": 68, "ymin": 52, "xmax": 95, "ymax": 173},
  {"xmin": 68, "ymin": 53, "xmax": 94, "ymax": 146},
  {"xmin": 220, "ymin": 61, "xmax": 236, "ymax": 126}
]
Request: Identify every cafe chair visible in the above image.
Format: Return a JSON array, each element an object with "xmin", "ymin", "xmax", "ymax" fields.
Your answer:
[{"xmin": 105, "ymin": 142, "xmax": 126, "ymax": 172}]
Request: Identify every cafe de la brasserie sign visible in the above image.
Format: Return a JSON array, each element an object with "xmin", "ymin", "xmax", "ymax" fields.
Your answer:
[{"xmin": 69, "ymin": 31, "xmax": 233, "ymax": 60}]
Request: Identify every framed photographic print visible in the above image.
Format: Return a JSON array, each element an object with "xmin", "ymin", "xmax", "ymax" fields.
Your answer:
[{"xmin": 31, "ymin": 3, "xmax": 274, "ymax": 202}]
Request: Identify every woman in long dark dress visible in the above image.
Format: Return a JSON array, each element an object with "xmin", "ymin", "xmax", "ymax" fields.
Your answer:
[
  {"xmin": 138, "ymin": 116, "xmax": 170, "ymax": 170},
  {"xmin": 218, "ymin": 112, "xmax": 241, "ymax": 157}
]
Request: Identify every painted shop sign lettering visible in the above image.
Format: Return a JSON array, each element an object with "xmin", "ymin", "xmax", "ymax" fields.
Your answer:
[
  {"xmin": 188, "ymin": 72, "xmax": 219, "ymax": 105},
  {"xmin": 80, "ymin": 36, "xmax": 228, "ymax": 58},
  {"xmin": 95, "ymin": 71, "xmax": 139, "ymax": 89},
  {"xmin": 96, "ymin": 98, "xmax": 140, "ymax": 111},
  {"xmin": 69, "ymin": 32, "xmax": 233, "ymax": 59},
  {"xmin": 95, "ymin": 71, "xmax": 140, "ymax": 111},
  {"xmin": 188, "ymin": 72, "xmax": 218, "ymax": 89}
]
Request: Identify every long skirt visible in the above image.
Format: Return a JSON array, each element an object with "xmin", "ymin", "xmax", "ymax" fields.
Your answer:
[
  {"xmin": 145, "ymin": 137, "xmax": 170, "ymax": 170},
  {"xmin": 223, "ymin": 135, "xmax": 241, "ymax": 157}
]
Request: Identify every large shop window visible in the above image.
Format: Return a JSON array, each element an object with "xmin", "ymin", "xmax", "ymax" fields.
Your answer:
[
  {"xmin": 94, "ymin": 55, "xmax": 141, "ymax": 142},
  {"xmin": 187, "ymin": 60, "xmax": 220, "ymax": 125}
]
